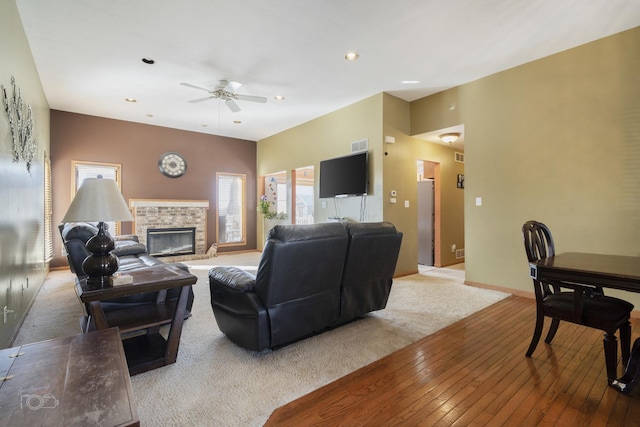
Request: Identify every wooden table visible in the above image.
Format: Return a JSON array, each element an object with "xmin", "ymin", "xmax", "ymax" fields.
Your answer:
[
  {"xmin": 76, "ymin": 264, "xmax": 197, "ymax": 375},
  {"xmin": 0, "ymin": 328, "xmax": 138, "ymax": 426},
  {"xmin": 531, "ymin": 252, "xmax": 640, "ymax": 293}
]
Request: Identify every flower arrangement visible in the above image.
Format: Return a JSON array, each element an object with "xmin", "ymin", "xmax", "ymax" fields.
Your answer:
[{"xmin": 258, "ymin": 195, "xmax": 286, "ymax": 220}]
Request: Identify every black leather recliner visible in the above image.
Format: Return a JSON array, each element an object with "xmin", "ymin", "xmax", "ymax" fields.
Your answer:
[
  {"xmin": 338, "ymin": 222, "xmax": 403, "ymax": 324},
  {"xmin": 60, "ymin": 222, "xmax": 194, "ymax": 313},
  {"xmin": 209, "ymin": 221, "xmax": 403, "ymax": 351}
]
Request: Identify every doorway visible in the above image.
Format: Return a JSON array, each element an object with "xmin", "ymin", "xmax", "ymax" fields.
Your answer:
[{"xmin": 417, "ymin": 160, "xmax": 439, "ymax": 267}]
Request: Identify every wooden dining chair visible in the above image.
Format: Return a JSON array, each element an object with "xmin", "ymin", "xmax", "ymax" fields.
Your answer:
[{"xmin": 522, "ymin": 220, "xmax": 633, "ymax": 382}]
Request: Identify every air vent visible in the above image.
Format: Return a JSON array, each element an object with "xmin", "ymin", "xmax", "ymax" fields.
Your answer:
[
  {"xmin": 455, "ymin": 248, "xmax": 465, "ymax": 259},
  {"xmin": 455, "ymin": 152, "xmax": 465, "ymax": 163},
  {"xmin": 351, "ymin": 138, "xmax": 368, "ymax": 153}
]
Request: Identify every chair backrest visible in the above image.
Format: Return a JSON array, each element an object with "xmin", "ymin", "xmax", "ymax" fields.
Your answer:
[
  {"xmin": 338, "ymin": 222, "xmax": 403, "ymax": 322},
  {"xmin": 255, "ymin": 222, "xmax": 349, "ymax": 347},
  {"xmin": 522, "ymin": 220, "xmax": 555, "ymax": 263}
]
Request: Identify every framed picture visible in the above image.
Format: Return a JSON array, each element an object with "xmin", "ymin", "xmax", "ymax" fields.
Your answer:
[{"xmin": 457, "ymin": 174, "xmax": 465, "ymax": 189}]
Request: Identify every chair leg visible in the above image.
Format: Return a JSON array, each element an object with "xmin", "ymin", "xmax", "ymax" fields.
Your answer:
[
  {"xmin": 526, "ymin": 313, "xmax": 544, "ymax": 357},
  {"xmin": 545, "ymin": 318, "xmax": 560, "ymax": 344},
  {"xmin": 604, "ymin": 332, "xmax": 619, "ymax": 382},
  {"xmin": 620, "ymin": 321, "xmax": 632, "ymax": 367}
]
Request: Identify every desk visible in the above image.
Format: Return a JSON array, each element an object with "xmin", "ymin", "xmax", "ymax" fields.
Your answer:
[
  {"xmin": 531, "ymin": 252, "xmax": 640, "ymax": 293},
  {"xmin": 76, "ymin": 264, "xmax": 197, "ymax": 375},
  {"xmin": 0, "ymin": 328, "xmax": 138, "ymax": 426}
]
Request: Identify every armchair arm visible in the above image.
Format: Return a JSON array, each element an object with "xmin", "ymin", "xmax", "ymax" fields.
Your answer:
[{"xmin": 209, "ymin": 266, "xmax": 256, "ymax": 293}]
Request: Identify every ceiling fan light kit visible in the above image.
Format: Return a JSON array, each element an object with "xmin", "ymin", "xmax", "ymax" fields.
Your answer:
[{"xmin": 181, "ymin": 80, "xmax": 267, "ymax": 112}]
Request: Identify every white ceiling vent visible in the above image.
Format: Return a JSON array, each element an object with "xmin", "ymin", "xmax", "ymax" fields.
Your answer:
[
  {"xmin": 455, "ymin": 152, "xmax": 465, "ymax": 163},
  {"xmin": 351, "ymin": 138, "xmax": 368, "ymax": 153}
]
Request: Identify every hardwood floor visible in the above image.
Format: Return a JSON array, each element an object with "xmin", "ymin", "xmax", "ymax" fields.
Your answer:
[{"xmin": 266, "ymin": 296, "xmax": 640, "ymax": 426}]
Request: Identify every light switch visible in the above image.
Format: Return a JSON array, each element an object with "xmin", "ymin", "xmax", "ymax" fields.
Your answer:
[
  {"xmin": 404, "ymin": 200, "xmax": 410, "ymax": 208},
  {"xmin": 390, "ymin": 198, "xmax": 397, "ymax": 204},
  {"xmin": 475, "ymin": 197, "xmax": 482, "ymax": 206}
]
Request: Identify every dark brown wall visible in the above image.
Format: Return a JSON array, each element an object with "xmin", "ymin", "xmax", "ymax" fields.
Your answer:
[{"xmin": 50, "ymin": 110, "xmax": 257, "ymax": 268}]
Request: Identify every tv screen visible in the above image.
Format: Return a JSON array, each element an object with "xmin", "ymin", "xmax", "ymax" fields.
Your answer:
[{"xmin": 319, "ymin": 152, "xmax": 368, "ymax": 198}]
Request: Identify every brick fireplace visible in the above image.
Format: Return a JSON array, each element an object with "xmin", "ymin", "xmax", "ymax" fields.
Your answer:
[{"xmin": 129, "ymin": 199, "xmax": 209, "ymax": 256}]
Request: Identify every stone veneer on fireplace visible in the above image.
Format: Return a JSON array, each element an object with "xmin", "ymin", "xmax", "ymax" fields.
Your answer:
[{"xmin": 129, "ymin": 199, "xmax": 209, "ymax": 256}]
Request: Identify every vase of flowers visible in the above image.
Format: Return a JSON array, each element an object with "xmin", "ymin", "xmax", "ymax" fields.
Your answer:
[{"xmin": 258, "ymin": 195, "xmax": 277, "ymax": 220}]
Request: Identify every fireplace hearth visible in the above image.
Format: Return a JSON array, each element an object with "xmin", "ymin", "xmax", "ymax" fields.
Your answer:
[{"xmin": 147, "ymin": 227, "xmax": 196, "ymax": 257}]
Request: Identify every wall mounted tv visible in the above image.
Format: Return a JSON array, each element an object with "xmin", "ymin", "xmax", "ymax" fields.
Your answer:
[{"xmin": 319, "ymin": 152, "xmax": 368, "ymax": 198}]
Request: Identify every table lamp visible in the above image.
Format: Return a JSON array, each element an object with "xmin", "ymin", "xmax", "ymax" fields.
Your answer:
[{"xmin": 61, "ymin": 176, "xmax": 133, "ymax": 287}]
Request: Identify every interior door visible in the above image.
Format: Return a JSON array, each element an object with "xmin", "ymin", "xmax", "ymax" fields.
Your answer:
[{"xmin": 417, "ymin": 180, "xmax": 435, "ymax": 266}]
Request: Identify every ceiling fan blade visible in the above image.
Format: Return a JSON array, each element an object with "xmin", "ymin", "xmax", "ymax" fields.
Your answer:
[
  {"xmin": 235, "ymin": 94, "xmax": 267, "ymax": 103},
  {"xmin": 226, "ymin": 99, "xmax": 241, "ymax": 112},
  {"xmin": 188, "ymin": 96, "xmax": 215, "ymax": 103},
  {"xmin": 225, "ymin": 81, "xmax": 242, "ymax": 93},
  {"xmin": 180, "ymin": 82, "xmax": 212, "ymax": 92}
]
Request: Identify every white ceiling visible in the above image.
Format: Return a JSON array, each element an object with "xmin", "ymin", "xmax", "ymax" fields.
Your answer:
[{"xmin": 15, "ymin": 0, "xmax": 640, "ymax": 142}]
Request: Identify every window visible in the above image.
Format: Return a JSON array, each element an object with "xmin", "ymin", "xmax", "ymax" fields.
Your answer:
[
  {"xmin": 264, "ymin": 171, "xmax": 287, "ymax": 217},
  {"xmin": 44, "ymin": 153, "xmax": 53, "ymax": 261},
  {"xmin": 293, "ymin": 166, "xmax": 314, "ymax": 224},
  {"xmin": 217, "ymin": 173, "xmax": 246, "ymax": 246},
  {"xmin": 72, "ymin": 161, "xmax": 122, "ymax": 235}
]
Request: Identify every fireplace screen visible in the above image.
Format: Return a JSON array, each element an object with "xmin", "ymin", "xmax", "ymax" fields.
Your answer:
[{"xmin": 147, "ymin": 227, "xmax": 196, "ymax": 257}]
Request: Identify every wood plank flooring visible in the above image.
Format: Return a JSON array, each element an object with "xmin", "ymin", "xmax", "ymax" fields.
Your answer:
[{"xmin": 266, "ymin": 296, "xmax": 640, "ymax": 426}]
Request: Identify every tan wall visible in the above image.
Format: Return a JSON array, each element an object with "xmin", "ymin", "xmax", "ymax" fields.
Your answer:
[
  {"xmin": 411, "ymin": 26, "xmax": 640, "ymax": 308},
  {"xmin": 257, "ymin": 94, "xmax": 385, "ymax": 248},
  {"xmin": 383, "ymin": 93, "xmax": 465, "ymax": 273},
  {"xmin": 0, "ymin": 0, "xmax": 50, "ymax": 346},
  {"xmin": 257, "ymin": 92, "xmax": 465, "ymax": 276},
  {"xmin": 50, "ymin": 111, "xmax": 257, "ymax": 267}
]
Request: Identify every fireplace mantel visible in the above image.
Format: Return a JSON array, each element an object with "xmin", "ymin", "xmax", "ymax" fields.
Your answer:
[{"xmin": 129, "ymin": 199, "xmax": 209, "ymax": 255}]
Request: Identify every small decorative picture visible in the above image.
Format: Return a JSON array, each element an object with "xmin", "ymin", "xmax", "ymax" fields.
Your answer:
[{"xmin": 457, "ymin": 174, "xmax": 465, "ymax": 189}]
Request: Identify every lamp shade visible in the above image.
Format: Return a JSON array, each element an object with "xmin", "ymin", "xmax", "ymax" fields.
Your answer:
[{"xmin": 62, "ymin": 177, "xmax": 133, "ymax": 223}]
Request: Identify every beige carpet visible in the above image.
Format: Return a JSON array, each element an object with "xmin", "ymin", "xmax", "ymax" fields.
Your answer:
[{"xmin": 15, "ymin": 253, "xmax": 509, "ymax": 426}]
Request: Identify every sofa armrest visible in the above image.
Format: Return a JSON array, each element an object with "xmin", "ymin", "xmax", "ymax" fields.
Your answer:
[
  {"xmin": 209, "ymin": 266, "xmax": 256, "ymax": 293},
  {"xmin": 112, "ymin": 240, "xmax": 147, "ymax": 256},
  {"xmin": 114, "ymin": 234, "xmax": 139, "ymax": 243}
]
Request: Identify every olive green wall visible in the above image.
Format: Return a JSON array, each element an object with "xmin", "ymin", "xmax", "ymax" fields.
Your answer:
[
  {"xmin": 257, "ymin": 93, "xmax": 385, "ymax": 248},
  {"xmin": 411, "ymin": 26, "xmax": 640, "ymax": 308},
  {"xmin": 382, "ymin": 94, "xmax": 465, "ymax": 273},
  {"xmin": 257, "ymin": 92, "xmax": 465, "ymax": 275},
  {"xmin": 0, "ymin": 0, "xmax": 50, "ymax": 347}
]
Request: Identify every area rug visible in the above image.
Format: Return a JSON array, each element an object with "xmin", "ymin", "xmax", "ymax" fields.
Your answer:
[{"xmin": 15, "ymin": 253, "xmax": 509, "ymax": 426}]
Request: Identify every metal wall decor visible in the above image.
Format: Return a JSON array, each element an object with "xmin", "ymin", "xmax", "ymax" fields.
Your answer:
[{"xmin": 2, "ymin": 76, "xmax": 37, "ymax": 172}]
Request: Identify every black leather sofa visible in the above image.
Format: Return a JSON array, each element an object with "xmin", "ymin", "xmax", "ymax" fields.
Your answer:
[
  {"xmin": 60, "ymin": 222, "xmax": 194, "ymax": 313},
  {"xmin": 209, "ymin": 221, "xmax": 403, "ymax": 351}
]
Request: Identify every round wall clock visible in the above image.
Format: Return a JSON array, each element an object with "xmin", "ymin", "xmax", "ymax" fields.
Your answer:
[{"xmin": 158, "ymin": 152, "xmax": 187, "ymax": 178}]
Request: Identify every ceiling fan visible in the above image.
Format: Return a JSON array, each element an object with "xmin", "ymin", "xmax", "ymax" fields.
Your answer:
[{"xmin": 180, "ymin": 80, "xmax": 267, "ymax": 112}]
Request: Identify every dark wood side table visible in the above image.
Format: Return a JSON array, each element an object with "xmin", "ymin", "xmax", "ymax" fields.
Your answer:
[
  {"xmin": 0, "ymin": 328, "xmax": 138, "ymax": 427},
  {"xmin": 75, "ymin": 264, "xmax": 197, "ymax": 375}
]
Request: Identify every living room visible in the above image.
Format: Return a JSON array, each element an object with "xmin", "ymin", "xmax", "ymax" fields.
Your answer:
[{"xmin": 2, "ymin": 0, "xmax": 640, "ymax": 423}]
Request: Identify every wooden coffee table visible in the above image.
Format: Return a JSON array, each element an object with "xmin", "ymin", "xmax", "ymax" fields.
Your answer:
[
  {"xmin": 75, "ymin": 264, "xmax": 197, "ymax": 375},
  {"xmin": 0, "ymin": 328, "xmax": 138, "ymax": 426}
]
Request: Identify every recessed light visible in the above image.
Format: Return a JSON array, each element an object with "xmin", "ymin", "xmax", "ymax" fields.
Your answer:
[
  {"xmin": 345, "ymin": 51, "xmax": 359, "ymax": 61},
  {"xmin": 125, "ymin": 98, "xmax": 137, "ymax": 103},
  {"xmin": 274, "ymin": 95, "xmax": 285, "ymax": 101},
  {"xmin": 141, "ymin": 57, "xmax": 155, "ymax": 64},
  {"xmin": 401, "ymin": 80, "xmax": 420, "ymax": 84}
]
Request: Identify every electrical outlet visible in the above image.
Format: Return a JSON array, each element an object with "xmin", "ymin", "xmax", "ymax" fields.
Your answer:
[{"xmin": 451, "ymin": 244, "xmax": 456, "ymax": 252}]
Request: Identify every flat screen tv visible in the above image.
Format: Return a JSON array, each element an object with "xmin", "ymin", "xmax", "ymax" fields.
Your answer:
[{"xmin": 319, "ymin": 152, "xmax": 368, "ymax": 198}]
